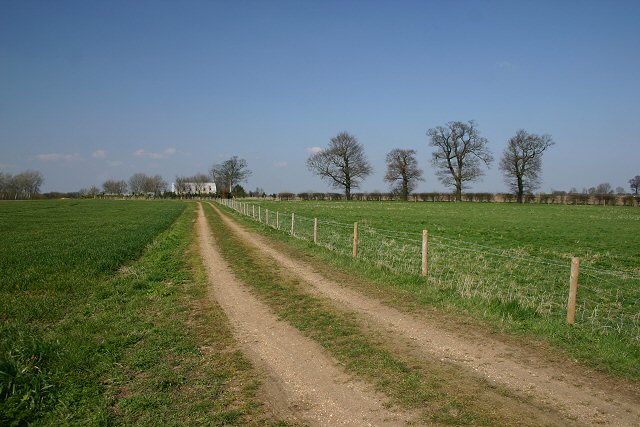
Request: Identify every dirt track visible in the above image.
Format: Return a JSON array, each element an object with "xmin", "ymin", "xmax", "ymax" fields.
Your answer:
[
  {"xmin": 196, "ymin": 204, "xmax": 411, "ymax": 426},
  {"xmin": 210, "ymin": 202, "xmax": 640, "ymax": 427}
]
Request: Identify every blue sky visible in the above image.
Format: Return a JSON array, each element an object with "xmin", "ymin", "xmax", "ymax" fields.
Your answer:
[{"xmin": 1, "ymin": 0, "xmax": 639, "ymax": 194}]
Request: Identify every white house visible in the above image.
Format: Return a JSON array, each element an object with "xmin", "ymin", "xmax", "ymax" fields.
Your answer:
[{"xmin": 171, "ymin": 182, "xmax": 217, "ymax": 195}]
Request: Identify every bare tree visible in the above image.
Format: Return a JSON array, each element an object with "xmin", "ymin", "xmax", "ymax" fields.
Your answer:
[
  {"xmin": 0, "ymin": 172, "xmax": 19, "ymax": 199},
  {"xmin": 499, "ymin": 129, "xmax": 554, "ymax": 203},
  {"xmin": 173, "ymin": 175, "xmax": 191, "ymax": 194},
  {"xmin": 384, "ymin": 149, "xmax": 424, "ymax": 201},
  {"xmin": 306, "ymin": 131, "xmax": 372, "ymax": 200},
  {"xmin": 629, "ymin": 175, "xmax": 640, "ymax": 195},
  {"xmin": 0, "ymin": 170, "xmax": 44, "ymax": 199},
  {"xmin": 147, "ymin": 174, "xmax": 167, "ymax": 195},
  {"xmin": 102, "ymin": 179, "xmax": 127, "ymax": 194},
  {"xmin": 128, "ymin": 173, "xmax": 166, "ymax": 195},
  {"xmin": 595, "ymin": 182, "xmax": 613, "ymax": 195},
  {"xmin": 129, "ymin": 173, "xmax": 148, "ymax": 194},
  {"xmin": 88, "ymin": 185, "xmax": 101, "ymax": 196},
  {"xmin": 427, "ymin": 121, "xmax": 493, "ymax": 202},
  {"xmin": 14, "ymin": 171, "xmax": 44, "ymax": 199},
  {"xmin": 190, "ymin": 173, "xmax": 210, "ymax": 193},
  {"xmin": 210, "ymin": 156, "xmax": 251, "ymax": 196},
  {"xmin": 0, "ymin": 172, "xmax": 9, "ymax": 199},
  {"xmin": 593, "ymin": 182, "xmax": 615, "ymax": 205}
]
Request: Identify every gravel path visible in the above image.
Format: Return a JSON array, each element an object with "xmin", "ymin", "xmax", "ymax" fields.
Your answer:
[
  {"xmin": 212, "ymin": 202, "xmax": 640, "ymax": 427},
  {"xmin": 196, "ymin": 204, "xmax": 411, "ymax": 426}
]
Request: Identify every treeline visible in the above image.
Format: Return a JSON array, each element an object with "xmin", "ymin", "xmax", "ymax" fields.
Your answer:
[
  {"xmin": 273, "ymin": 191, "xmax": 639, "ymax": 206},
  {"xmin": 0, "ymin": 170, "xmax": 43, "ymax": 200}
]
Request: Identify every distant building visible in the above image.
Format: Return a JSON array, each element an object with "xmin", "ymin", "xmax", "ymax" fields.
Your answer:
[{"xmin": 171, "ymin": 182, "xmax": 217, "ymax": 195}]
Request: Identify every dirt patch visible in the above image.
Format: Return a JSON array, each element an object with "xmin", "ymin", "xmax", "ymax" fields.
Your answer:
[
  {"xmin": 212, "ymin": 203, "xmax": 640, "ymax": 427},
  {"xmin": 196, "ymin": 203, "xmax": 412, "ymax": 426}
]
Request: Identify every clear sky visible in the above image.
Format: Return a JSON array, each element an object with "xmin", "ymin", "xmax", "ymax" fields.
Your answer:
[{"xmin": 1, "ymin": 0, "xmax": 639, "ymax": 194}]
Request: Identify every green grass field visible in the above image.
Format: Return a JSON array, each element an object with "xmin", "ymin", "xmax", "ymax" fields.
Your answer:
[
  {"xmin": 239, "ymin": 200, "xmax": 640, "ymax": 270},
  {"xmin": 2, "ymin": 198, "xmax": 638, "ymax": 423},
  {"xmin": 225, "ymin": 199, "xmax": 640, "ymax": 378},
  {"xmin": 0, "ymin": 200, "xmax": 277, "ymax": 425}
]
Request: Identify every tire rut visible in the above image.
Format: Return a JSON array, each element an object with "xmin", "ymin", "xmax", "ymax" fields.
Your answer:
[
  {"xmin": 196, "ymin": 203, "xmax": 411, "ymax": 426},
  {"xmin": 211, "ymin": 202, "xmax": 640, "ymax": 427}
]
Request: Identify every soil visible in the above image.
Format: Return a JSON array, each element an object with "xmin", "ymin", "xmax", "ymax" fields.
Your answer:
[
  {"xmin": 196, "ymin": 204, "xmax": 412, "ymax": 426},
  {"xmin": 210, "ymin": 202, "xmax": 640, "ymax": 427}
]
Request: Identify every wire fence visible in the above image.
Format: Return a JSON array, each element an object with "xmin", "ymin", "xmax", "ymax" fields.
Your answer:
[{"xmin": 216, "ymin": 198, "xmax": 640, "ymax": 343}]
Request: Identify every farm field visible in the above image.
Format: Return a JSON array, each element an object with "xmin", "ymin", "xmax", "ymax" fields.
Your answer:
[
  {"xmin": 226, "ymin": 199, "xmax": 640, "ymax": 378},
  {"xmin": 0, "ymin": 200, "xmax": 277, "ymax": 425},
  {"xmin": 3, "ymin": 198, "xmax": 638, "ymax": 425},
  {"xmin": 241, "ymin": 200, "xmax": 640, "ymax": 270}
]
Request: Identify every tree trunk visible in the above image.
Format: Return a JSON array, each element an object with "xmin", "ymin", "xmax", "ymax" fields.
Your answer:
[
  {"xmin": 454, "ymin": 164, "xmax": 463, "ymax": 201},
  {"xmin": 402, "ymin": 178, "xmax": 409, "ymax": 201},
  {"xmin": 516, "ymin": 176, "xmax": 524, "ymax": 203}
]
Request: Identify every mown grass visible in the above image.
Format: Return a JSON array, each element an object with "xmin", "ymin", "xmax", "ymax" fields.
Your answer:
[
  {"xmin": 220, "ymin": 200, "xmax": 640, "ymax": 380},
  {"xmin": 204, "ymin": 203, "xmax": 562, "ymax": 426},
  {"xmin": 1, "ymin": 200, "xmax": 280, "ymax": 425}
]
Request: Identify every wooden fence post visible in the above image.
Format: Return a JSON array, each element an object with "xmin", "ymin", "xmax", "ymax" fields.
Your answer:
[
  {"xmin": 353, "ymin": 222, "xmax": 359, "ymax": 257},
  {"xmin": 252, "ymin": 205, "xmax": 255, "ymax": 218},
  {"xmin": 422, "ymin": 229, "xmax": 428, "ymax": 277},
  {"xmin": 291, "ymin": 213, "xmax": 295, "ymax": 236},
  {"xmin": 567, "ymin": 257, "xmax": 580, "ymax": 324},
  {"xmin": 276, "ymin": 211, "xmax": 280, "ymax": 229},
  {"xmin": 266, "ymin": 209, "xmax": 270, "ymax": 227},
  {"xmin": 314, "ymin": 218, "xmax": 318, "ymax": 244},
  {"xmin": 258, "ymin": 206, "xmax": 261, "ymax": 222}
]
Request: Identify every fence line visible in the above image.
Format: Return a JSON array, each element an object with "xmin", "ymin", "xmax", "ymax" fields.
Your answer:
[{"xmin": 214, "ymin": 198, "xmax": 639, "ymax": 343}]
